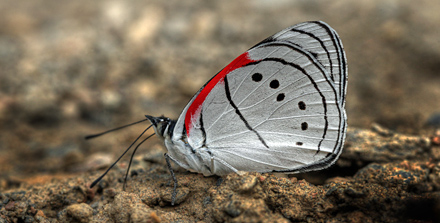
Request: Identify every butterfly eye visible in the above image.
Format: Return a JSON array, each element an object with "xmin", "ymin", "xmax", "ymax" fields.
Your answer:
[
  {"xmin": 252, "ymin": 73, "xmax": 263, "ymax": 82},
  {"xmin": 269, "ymin": 79, "xmax": 279, "ymax": 89}
]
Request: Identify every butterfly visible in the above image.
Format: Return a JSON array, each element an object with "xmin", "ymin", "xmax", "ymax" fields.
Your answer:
[
  {"xmin": 89, "ymin": 21, "xmax": 347, "ymax": 205},
  {"xmin": 148, "ymin": 20, "xmax": 347, "ymax": 175}
]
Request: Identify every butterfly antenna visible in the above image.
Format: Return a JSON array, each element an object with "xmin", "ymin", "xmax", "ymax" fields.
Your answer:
[
  {"xmin": 123, "ymin": 132, "xmax": 156, "ymax": 191},
  {"xmin": 90, "ymin": 124, "xmax": 153, "ymax": 188},
  {"xmin": 85, "ymin": 119, "xmax": 149, "ymax": 140}
]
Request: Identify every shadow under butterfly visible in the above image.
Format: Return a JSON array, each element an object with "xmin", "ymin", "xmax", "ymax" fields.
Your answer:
[{"xmin": 86, "ymin": 21, "xmax": 348, "ymax": 206}]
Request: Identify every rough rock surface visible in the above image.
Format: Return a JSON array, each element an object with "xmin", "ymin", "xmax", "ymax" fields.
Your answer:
[{"xmin": 2, "ymin": 127, "xmax": 440, "ymax": 222}]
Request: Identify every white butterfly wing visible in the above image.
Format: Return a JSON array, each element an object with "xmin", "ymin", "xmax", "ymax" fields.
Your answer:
[
  {"xmin": 205, "ymin": 45, "xmax": 344, "ymax": 173},
  {"xmin": 170, "ymin": 21, "xmax": 347, "ymax": 175}
]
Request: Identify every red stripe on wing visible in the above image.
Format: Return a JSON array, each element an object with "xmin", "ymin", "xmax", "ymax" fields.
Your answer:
[{"xmin": 185, "ymin": 52, "xmax": 259, "ymax": 136}]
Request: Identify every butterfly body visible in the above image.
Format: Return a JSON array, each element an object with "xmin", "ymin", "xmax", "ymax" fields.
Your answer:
[{"xmin": 147, "ymin": 21, "xmax": 347, "ymax": 177}]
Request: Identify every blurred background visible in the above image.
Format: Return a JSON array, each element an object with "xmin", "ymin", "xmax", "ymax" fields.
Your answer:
[{"xmin": 0, "ymin": 0, "xmax": 439, "ymax": 183}]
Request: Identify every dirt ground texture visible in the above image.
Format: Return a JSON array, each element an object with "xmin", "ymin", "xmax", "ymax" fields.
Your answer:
[{"xmin": 1, "ymin": 0, "xmax": 440, "ymax": 222}]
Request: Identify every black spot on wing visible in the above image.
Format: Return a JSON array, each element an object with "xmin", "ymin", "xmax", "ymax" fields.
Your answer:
[
  {"xmin": 301, "ymin": 122, "xmax": 308, "ymax": 131},
  {"xmin": 276, "ymin": 93, "xmax": 285, "ymax": 102},
  {"xmin": 252, "ymin": 73, "xmax": 263, "ymax": 82},
  {"xmin": 298, "ymin": 101, "xmax": 306, "ymax": 110},
  {"xmin": 269, "ymin": 79, "xmax": 279, "ymax": 89}
]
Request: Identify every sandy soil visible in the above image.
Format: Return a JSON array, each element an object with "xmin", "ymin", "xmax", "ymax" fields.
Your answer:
[{"xmin": 1, "ymin": 0, "xmax": 440, "ymax": 222}]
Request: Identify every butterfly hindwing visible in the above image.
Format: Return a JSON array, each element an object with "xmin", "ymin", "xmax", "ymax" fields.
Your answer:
[
  {"xmin": 201, "ymin": 43, "xmax": 343, "ymax": 173},
  {"xmin": 170, "ymin": 21, "xmax": 347, "ymax": 175}
]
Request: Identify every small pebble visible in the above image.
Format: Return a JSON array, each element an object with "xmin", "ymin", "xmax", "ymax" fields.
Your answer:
[
  {"xmin": 224, "ymin": 200, "xmax": 241, "ymax": 218},
  {"xmin": 238, "ymin": 175, "xmax": 257, "ymax": 192},
  {"xmin": 160, "ymin": 187, "xmax": 189, "ymax": 205},
  {"xmin": 66, "ymin": 203, "xmax": 93, "ymax": 223},
  {"xmin": 5, "ymin": 201, "xmax": 15, "ymax": 211}
]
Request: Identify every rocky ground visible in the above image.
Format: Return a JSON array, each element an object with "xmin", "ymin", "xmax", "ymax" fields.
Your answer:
[{"xmin": 1, "ymin": 0, "xmax": 440, "ymax": 222}]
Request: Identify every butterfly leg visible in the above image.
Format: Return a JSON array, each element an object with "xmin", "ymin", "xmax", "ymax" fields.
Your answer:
[{"xmin": 164, "ymin": 153, "xmax": 178, "ymax": 205}]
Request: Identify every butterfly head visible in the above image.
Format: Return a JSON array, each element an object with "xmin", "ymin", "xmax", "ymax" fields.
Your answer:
[{"xmin": 145, "ymin": 115, "xmax": 175, "ymax": 140}]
